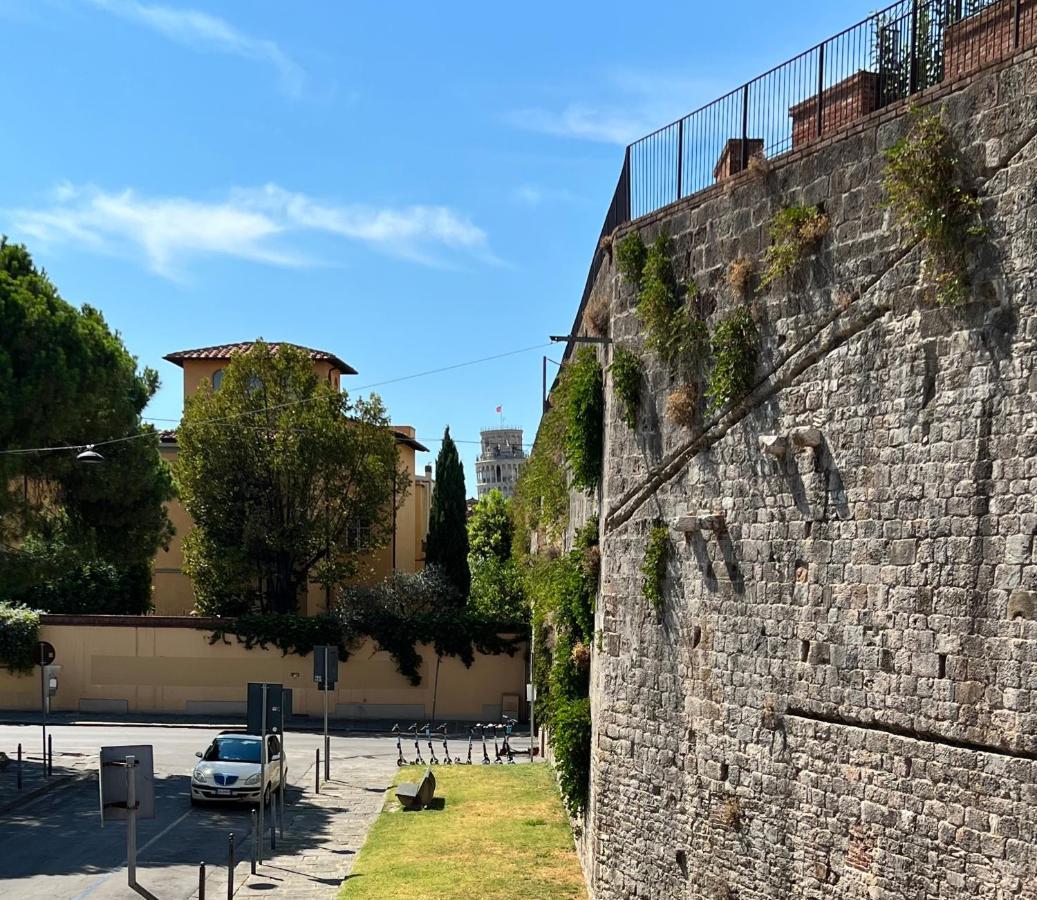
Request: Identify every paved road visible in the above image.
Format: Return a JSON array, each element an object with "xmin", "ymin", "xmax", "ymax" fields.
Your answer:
[{"xmin": 0, "ymin": 724, "xmax": 404, "ymax": 900}]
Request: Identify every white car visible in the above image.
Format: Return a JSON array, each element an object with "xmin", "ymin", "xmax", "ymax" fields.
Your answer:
[{"xmin": 191, "ymin": 732, "xmax": 287, "ymax": 806}]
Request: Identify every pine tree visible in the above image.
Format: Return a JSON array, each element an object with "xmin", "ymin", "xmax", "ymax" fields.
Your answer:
[{"xmin": 425, "ymin": 427, "xmax": 471, "ymax": 601}]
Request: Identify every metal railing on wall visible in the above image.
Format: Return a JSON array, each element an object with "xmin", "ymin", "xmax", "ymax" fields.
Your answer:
[{"xmin": 563, "ymin": 0, "xmax": 1032, "ymax": 366}]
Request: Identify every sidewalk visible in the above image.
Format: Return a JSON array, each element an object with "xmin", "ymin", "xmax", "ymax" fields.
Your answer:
[
  {"xmin": 0, "ymin": 753, "xmax": 92, "ymax": 815},
  {"xmin": 232, "ymin": 752, "xmax": 395, "ymax": 898}
]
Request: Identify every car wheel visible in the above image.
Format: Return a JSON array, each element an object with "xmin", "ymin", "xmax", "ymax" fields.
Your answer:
[{"xmin": 191, "ymin": 797, "xmax": 203, "ymax": 807}]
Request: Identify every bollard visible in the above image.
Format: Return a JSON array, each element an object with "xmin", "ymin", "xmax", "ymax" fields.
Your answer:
[
  {"xmin": 47, "ymin": 734, "xmax": 53, "ymax": 777},
  {"xmin": 17, "ymin": 743, "xmax": 22, "ymax": 790},
  {"xmin": 198, "ymin": 862, "xmax": 206, "ymax": 900},
  {"xmin": 250, "ymin": 809, "xmax": 257, "ymax": 874},
  {"xmin": 227, "ymin": 833, "xmax": 234, "ymax": 900},
  {"xmin": 315, "ymin": 748, "xmax": 320, "ymax": 794},
  {"xmin": 269, "ymin": 794, "xmax": 277, "ymax": 852}
]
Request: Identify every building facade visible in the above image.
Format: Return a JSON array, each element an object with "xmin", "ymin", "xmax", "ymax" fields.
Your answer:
[
  {"xmin": 152, "ymin": 341, "xmax": 431, "ymax": 616},
  {"xmin": 474, "ymin": 427, "xmax": 525, "ymax": 498}
]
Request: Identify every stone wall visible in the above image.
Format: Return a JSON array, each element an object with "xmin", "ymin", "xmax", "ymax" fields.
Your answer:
[{"xmin": 576, "ymin": 47, "xmax": 1037, "ymax": 900}]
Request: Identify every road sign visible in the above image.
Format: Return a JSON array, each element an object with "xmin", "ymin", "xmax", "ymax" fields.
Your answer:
[
  {"xmin": 246, "ymin": 682, "xmax": 283, "ymax": 736},
  {"xmin": 280, "ymin": 687, "xmax": 293, "ymax": 728},
  {"xmin": 313, "ymin": 645, "xmax": 338, "ymax": 690},
  {"xmin": 34, "ymin": 641, "xmax": 55, "ymax": 666},
  {"xmin": 99, "ymin": 745, "xmax": 155, "ymax": 822}
]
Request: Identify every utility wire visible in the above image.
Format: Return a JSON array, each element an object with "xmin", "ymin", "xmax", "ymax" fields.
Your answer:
[{"xmin": 0, "ymin": 341, "xmax": 551, "ymax": 457}]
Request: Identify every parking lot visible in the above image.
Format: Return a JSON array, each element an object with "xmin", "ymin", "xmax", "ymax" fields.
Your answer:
[{"xmin": 0, "ymin": 723, "xmax": 402, "ymax": 899}]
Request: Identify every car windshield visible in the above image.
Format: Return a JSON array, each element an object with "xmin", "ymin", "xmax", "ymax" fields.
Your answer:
[{"xmin": 205, "ymin": 737, "xmax": 260, "ymax": 763}]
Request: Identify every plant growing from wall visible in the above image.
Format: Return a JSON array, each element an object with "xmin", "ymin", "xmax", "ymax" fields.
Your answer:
[
  {"xmin": 641, "ymin": 523, "xmax": 670, "ymax": 609},
  {"xmin": 564, "ymin": 348, "xmax": 604, "ymax": 492},
  {"xmin": 727, "ymin": 257, "xmax": 754, "ymax": 298},
  {"xmin": 0, "ymin": 603, "xmax": 40, "ymax": 674},
  {"xmin": 759, "ymin": 204, "xmax": 829, "ymax": 291},
  {"xmin": 665, "ymin": 384, "xmax": 698, "ymax": 428},
  {"xmin": 552, "ymin": 697, "xmax": 592, "ymax": 814},
  {"xmin": 706, "ymin": 307, "xmax": 759, "ymax": 413},
  {"xmin": 639, "ymin": 236, "xmax": 708, "ymax": 373},
  {"xmin": 615, "ymin": 231, "xmax": 647, "ymax": 285},
  {"xmin": 609, "ymin": 348, "xmax": 643, "ymax": 431},
  {"xmin": 881, "ymin": 109, "xmax": 984, "ymax": 306}
]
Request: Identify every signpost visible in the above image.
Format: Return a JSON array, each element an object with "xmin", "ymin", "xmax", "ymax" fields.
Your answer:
[
  {"xmin": 313, "ymin": 646, "xmax": 338, "ymax": 782},
  {"xmin": 246, "ymin": 682, "xmax": 283, "ymax": 864},
  {"xmin": 99, "ymin": 744, "xmax": 156, "ymax": 900},
  {"xmin": 279, "ymin": 688, "xmax": 291, "ymax": 838},
  {"xmin": 34, "ymin": 641, "xmax": 56, "ymax": 775}
]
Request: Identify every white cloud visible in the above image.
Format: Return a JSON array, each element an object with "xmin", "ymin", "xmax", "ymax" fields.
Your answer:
[
  {"xmin": 508, "ymin": 71, "xmax": 722, "ymax": 146},
  {"xmin": 85, "ymin": 0, "xmax": 304, "ymax": 95},
  {"xmin": 10, "ymin": 183, "xmax": 491, "ymax": 277}
]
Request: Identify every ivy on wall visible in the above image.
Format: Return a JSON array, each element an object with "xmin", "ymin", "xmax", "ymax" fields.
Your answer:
[
  {"xmin": 705, "ymin": 307, "xmax": 759, "ymax": 413},
  {"xmin": 640, "ymin": 236, "xmax": 708, "ymax": 374},
  {"xmin": 882, "ymin": 109, "xmax": 984, "ymax": 306},
  {"xmin": 564, "ymin": 347, "xmax": 605, "ymax": 492},
  {"xmin": 759, "ymin": 204, "xmax": 829, "ymax": 290},
  {"xmin": 615, "ymin": 231, "xmax": 648, "ymax": 286},
  {"xmin": 641, "ymin": 524, "xmax": 670, "ymax": 609},
  {"xmin": 0, "ymin": 603, "xmax": 40, "ymax": 674},
  {"xmin": 609, "ymin": 348, "xmax": 643, "ymax": 431}
]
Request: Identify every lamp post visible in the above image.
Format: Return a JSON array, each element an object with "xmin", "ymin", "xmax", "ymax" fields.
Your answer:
[{"xmin": 76, "ymin": 445, "xmax": 105, "ymax": 464}]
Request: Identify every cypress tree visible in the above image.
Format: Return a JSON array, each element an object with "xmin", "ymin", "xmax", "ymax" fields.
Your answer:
[{"xmin": 425, "ymin": 427, "xmax": 471, "ymax": 600}]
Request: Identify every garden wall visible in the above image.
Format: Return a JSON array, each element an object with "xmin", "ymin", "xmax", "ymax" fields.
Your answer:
[{"xmin": 577, "ymin": 47, "xmax": 1037, "ymax": 899}]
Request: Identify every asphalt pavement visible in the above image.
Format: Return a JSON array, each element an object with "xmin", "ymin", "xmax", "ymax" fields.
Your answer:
[{"xmin": 0, "ymin": 724, "xmax": 403, "ymax": 899}]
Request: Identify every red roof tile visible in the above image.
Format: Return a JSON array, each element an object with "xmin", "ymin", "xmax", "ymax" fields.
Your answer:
[{"xmin": 163, "ymin": 342, "xmax": 357, "ymax": 375}]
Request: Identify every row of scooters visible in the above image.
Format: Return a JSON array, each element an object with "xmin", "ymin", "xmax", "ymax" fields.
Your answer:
[{"xmin": 393, "ymin": 718, "xmax": 518, "ymax": 766}]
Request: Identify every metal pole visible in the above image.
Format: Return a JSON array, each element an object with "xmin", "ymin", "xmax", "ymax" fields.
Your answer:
[
  {"xmin": 315, "ymin": 749, "xmax": 320, "ymax": 794},
  {"xmin": 250, "ymin": 810, "xmax": 257, "ymax": 874},
  {"xmin": 126, "ymin": 755, "xmax": 137, "ymax": 889},
  {"xmin": 675, "ymin": 118, "xmax": 684, "ymax": 202},
  {"xmin": 227, "ymin": 833, "xmax": 234, "ymax": 900},
  {"xmin": 17, "ymin": 743, "xmax": 22, "ymax": 790},
  {"xmin": 258, "ymin": 684, "xmax": 267, "ymax": 864},
  {"xmin": 1014, "ymin": 0, "xmax": 1022, "ymax": 48},
  {"xmin": 198, "ymin": 863, "xmax": 206, "ymax": 900},
  {"xmin": 269, "ymin": 799, "xmax": 276, "ymax": 852},
  {"xmin": 740, "ymin": 84, "xmax": 750, "ymax": 171},
  {"xmin": 816, "ymin": 43, "xmax": 825, "ymax": 140},
  {"xmin": 40, "ymin": 661, "xmax": 47, "ymax": 777},
  {"xmin": 909, "ymin": 0, "xmax": 920, "ymax": 95},
  {"xmin": 48, "ymin": 733, "xmax": 53, "ymax": 777},
  {"xmin": 279, "ymin": 750, "xmax": 285, "ymax": 840},
  {"xmin": 323, "ymin": 654, "xmax": 329, "ymax": 782},
  {"xmin": 529, "ymin": 632, "xmax": 535, "ymax": 758},
  {"xmin": 542, "ymin": 357, "xmax": 548, "ymax": 415},
  {"xmin": 431, "ymin": 655, "xmax": 441, "ymax": 728}
]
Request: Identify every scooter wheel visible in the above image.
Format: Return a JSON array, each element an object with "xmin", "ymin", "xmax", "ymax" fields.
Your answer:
[{"xmin": 397, "ymin": 760, "xmax": 404, "ymax": 767}]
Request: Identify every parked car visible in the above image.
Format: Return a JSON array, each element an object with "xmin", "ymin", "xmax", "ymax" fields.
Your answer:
[{"xmin": 191, "ymin": 731, "xmax": 287, "ymax": 806}]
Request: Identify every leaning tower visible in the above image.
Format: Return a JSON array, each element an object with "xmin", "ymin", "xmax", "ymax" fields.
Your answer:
[{"xmin": 475, "ymin": 428, "xmax": 526, "ymax": 499}]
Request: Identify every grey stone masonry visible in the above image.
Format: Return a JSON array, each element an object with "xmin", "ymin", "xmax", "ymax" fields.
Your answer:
[{"xmin": 576, "ymin": 48, "xmax": 1037, "ymax": 900}]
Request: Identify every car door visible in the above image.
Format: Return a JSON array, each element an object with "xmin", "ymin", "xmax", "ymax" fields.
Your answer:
[{"xmin": 267, "ymin": 735, "xmax": 281, "ymax": 788}]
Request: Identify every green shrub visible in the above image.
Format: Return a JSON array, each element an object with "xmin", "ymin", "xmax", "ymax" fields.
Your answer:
[
  {"xmin": 759, "ymin": 204, "xmax": 829, "ymax": 290},
  {"xmin": 0, "ymin": 603, "xmax": 40, "ymax": 674},
  {"xmin": 641, "ymin": 524, "xmax": 670, "ymax": 609},
  {"xmin": 639, "ymin": 236, "xmax": 708, "ymax": 373},
  {"xmin": 609, "ymin": 348, "xmax": 643, "ymax": 431},
  {"xmin": 882, "ymin": 109, "xmax": 984, "ymax": 306},
  {"xmin": 552, "ymin": 697, "xmax": 592, "ymax": 814},
  {"xmin": 615, "ymin": 232, "xmax": 647, "ymax": 285},
  {"xmin": 706, "ymin": 307, "xmax": 759, "ymax": 413},
  {"xmin": 564, "ymin": 348, "xmax": 604, "ymax": 492}
]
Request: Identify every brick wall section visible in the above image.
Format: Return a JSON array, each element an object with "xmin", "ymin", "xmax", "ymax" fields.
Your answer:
[
  {"xmin": 713, "ymin": 138, "xmax": 765, "ymax": 182},
  {"xmin": 572, "ymin": 48, "xmax": 1037, "ymax": 900},
  {"xmin": 945, "ymin": 0, "xmax": 1037, "ymax": 79},
  {"xmin": 790, "ymin": 71, "xmax": 881, "ymax": 150}
]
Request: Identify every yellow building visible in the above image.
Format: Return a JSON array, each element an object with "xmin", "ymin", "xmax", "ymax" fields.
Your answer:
[{"xmin": 152, "ymin": 341, "xmax": 432, "ymax": 616}]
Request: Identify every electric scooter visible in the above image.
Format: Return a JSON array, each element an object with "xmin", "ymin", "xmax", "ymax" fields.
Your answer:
[
  {"xmin": 424, "ymin": 723, "xmax": 439, "ymax": 765},
  {"xmin": 501, "ymin": 715, "xmax": 517, "ymax": 764},
  {"xmin": 436, "ymin": 723, "xmax": 455, "ymax": 764},
  {"xmin": 492, "ymin": 723, "xmax": 503, "ymax": 764},
  {"xmin": 393, "ymin": 723, "xmax": 406, "ymax": 766},
  {"xmin": 408, "ymin": 723, "xmax": 424, "ymax": 765},
  {"xmin": 465, "ymin": 725, "xmax": 474, "ymax": 764},
  {"xmin": 478, "ymin": 723, "xmax": 491, "ymax": 764}
]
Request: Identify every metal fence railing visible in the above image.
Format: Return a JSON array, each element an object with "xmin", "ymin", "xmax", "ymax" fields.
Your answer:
[{"xmin": 566, "ymin": 0, "xmax": 1033, "ymax": 359}]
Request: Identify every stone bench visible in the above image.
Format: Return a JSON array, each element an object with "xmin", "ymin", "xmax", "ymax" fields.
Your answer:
[{"xmin": 395, "ymin": 768, "xmax": 435, "ymax": 810}]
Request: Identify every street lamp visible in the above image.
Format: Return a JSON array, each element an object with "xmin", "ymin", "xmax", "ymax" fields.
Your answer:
[{"xmin": 76, "ymin": 445, "xmax": 104, "ymax": 464}]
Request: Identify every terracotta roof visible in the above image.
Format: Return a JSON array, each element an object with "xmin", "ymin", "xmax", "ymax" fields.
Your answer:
[{"xmin": 163, "ymin": 342, "xmax": 357, "ymax": 375}]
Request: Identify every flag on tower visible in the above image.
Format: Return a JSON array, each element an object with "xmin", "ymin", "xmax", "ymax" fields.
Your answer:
[{"xmin": 495, "ymin": 405, "xmax": 502, "ymax": 414}]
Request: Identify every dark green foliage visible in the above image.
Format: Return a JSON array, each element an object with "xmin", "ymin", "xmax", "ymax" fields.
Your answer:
[
  {"xmin": 563, "ymin": 348, "xmax": 604, "ymax": 492},
  {"xmin": 178, "ymin": 341, "xmax": 402, "ymax": 615},
  {"xmin": 615, "ymin": 231, "xmax": 647, "ymax": 285},
  {"xmin": 467, "ymin": 490, "xmax": 513, "ymax": 564},
  {"xmin": 641, "ymin": 524, "xmax": 670, "ymax": 608},
  {"xmin": 706, "ymin": 307, "xmax": 759, "ymax": 413},
  {"xmin": 468, "ymin": 557, "xmax": 528, "ymax": 622},
  {"xmin": 609, "ymin": 348, "xmax": 642, "ymax": 431},
  {"xmin": 13, "ymin": 560, "xmax": 152, "ymax": 614},
  {"xmin": 213, "ymin": 569, "xmax": 523, "ymax": 686},
  {"xmin": 0, "ymin": 238, "xmax": 175, "ymax": 610},
  {"xmin": 426, "ymin": 428, "xmax": 471, "ymax": 600},
  {"xmin": 759, "ymin": 205, "xmax": 830, "ymax": 290},
  {"xmin": 882, "ymin": 110, "xmax": 984, "ymax": 306},
  {"xmin": 638, "ymin": 236, "xmax": 708, "ymax": 374},
  {"xmin": 552, "ymin": 698, "xmax": 592, "ymax": 814},
  {"xmin": 0, "ymin": 603, "xmax": 40, "ymax": 674}
]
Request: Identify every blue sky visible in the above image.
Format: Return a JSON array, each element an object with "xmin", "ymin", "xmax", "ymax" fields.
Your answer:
[{"xmin": 0, "ymin": 0, "xmax": 877, "ymax": 493}]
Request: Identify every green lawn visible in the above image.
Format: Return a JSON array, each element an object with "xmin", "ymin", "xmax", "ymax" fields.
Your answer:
[{"xmin": 339, "ymin": 763, "xmax": 587, "ymax": 900}]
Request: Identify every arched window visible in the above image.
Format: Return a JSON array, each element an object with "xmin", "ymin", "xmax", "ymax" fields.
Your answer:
[
  {"xmin": 496, "ymin": 465, "xmax": 501, "ymax": 481},
  {"xmin": 211, "ymin": 369, "xmax": 224, "ymax": 390}
]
